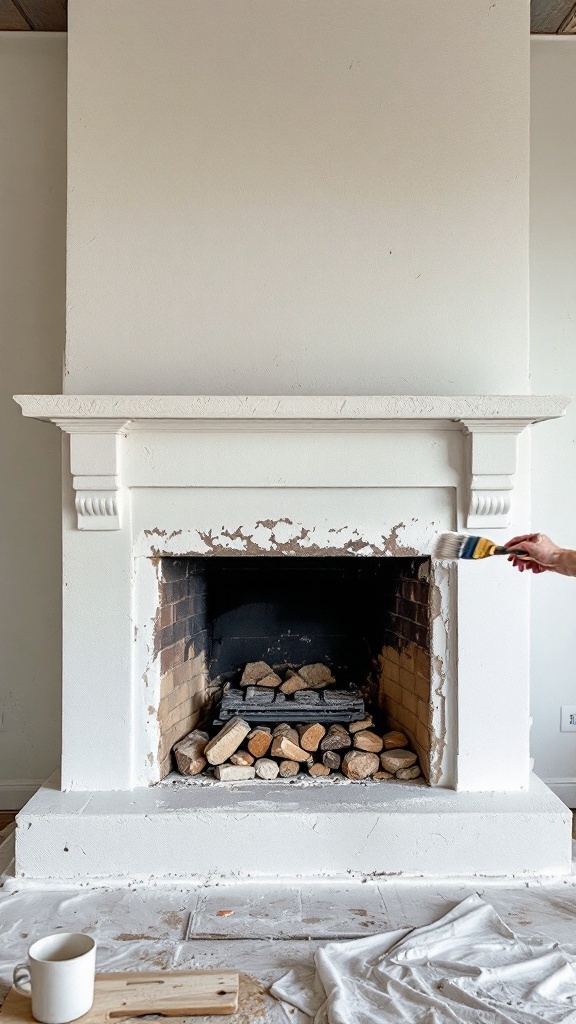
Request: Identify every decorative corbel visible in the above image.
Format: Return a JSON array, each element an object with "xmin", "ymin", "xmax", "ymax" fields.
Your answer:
[
  {"xmin": 460, "ymin": 420, "xmax": 526, "ymax": 530},
  {"xmin": 54, "ymin": 419, "xmax": 129, "ymax": 530}
]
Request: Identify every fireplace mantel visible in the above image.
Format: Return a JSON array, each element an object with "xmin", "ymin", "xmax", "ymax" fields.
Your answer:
[
  {"xmin": 13, "ymin": 393, "xmax": 571, "ymax": 425},
  {"xmin": 11, "ymin": 392, "xmax": 574, "ymax": 879},
  {"xmin": 14, "ymin": 393, "xmax": 572, "ymax": 531}
]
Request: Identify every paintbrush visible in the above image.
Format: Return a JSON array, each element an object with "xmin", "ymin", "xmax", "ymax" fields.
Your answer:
[{"xmin": 434, "ymin": 532, "xmax": 528, "ymax": 561}]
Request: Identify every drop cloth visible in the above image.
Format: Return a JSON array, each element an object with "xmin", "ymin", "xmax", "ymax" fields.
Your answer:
[{"xmin": 271, "ymin": 894, "xmax": 576, "ymax": 1023}]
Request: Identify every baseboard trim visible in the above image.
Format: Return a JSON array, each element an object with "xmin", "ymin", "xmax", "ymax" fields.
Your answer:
[
  {"xmin": 542, "ymin": 778, "xmax": 576, "ymax": 808},
  {"xmin": 0, "ymin": 781, "xmax": 43, "ymax": 810}
]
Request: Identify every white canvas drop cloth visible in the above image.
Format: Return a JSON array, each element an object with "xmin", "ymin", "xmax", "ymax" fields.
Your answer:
[{"xmin": 271, "ymin": 894, "xmax": 576, "ymax": 1023}]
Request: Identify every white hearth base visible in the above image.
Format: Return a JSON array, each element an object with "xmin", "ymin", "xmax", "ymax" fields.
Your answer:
[{"xmin": 15, "ymin": 774, "xmax": 571, "ymax": 884}]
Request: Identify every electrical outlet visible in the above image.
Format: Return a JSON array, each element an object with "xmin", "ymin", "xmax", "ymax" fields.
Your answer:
[{"xmin": 560, "ymin": 706, "xmax": 576, "ymax": 732}]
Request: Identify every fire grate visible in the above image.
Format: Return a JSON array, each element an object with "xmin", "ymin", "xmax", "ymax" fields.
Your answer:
[{"xmin": 214, "ymin": 682, "xmax": 365, "ymax": 726}]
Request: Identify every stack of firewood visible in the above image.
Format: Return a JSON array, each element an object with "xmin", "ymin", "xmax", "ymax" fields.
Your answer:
[{"xmin": 173, "ymin": 716, "xmax": 422, "ymax": 783}]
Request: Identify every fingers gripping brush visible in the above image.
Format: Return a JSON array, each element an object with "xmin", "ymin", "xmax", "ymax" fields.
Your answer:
[{"xmin": 434, "ymin": 533, "xmax": 528, "ymax": 560}]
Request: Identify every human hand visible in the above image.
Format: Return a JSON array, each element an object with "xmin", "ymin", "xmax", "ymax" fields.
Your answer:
[{"xmin": 505, "ymin": 533, "xmax": 562, "ymax": 574}]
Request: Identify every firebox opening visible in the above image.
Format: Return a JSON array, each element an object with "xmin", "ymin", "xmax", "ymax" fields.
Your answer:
[{"xmin": 155, "ymin": 556, "xmax": 432, "ymax": 784}]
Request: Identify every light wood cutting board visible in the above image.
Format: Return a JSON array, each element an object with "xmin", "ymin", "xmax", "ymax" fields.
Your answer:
[{"xmin": 0, "ymin": 971, "xmax": 240, "ymax": 1022}]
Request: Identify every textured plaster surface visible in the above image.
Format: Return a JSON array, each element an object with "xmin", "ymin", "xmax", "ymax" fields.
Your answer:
[{"xmin": 14, "ymin": 394, "xmax": 571, "ymax": 422}]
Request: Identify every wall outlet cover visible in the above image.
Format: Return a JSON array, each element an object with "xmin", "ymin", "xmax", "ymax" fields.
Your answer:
[{"xmin": 560, "ymin": 706, "xmax": 576, "ymax": 732}]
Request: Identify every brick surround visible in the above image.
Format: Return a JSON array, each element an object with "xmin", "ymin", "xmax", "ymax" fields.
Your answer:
[
  {"xmin": 378, "ymin": 559, "xmax": 431, "ymax": 779},
  {"xmin": 155, "ymin": 559, "xmax": 210, "ymax": 778}
]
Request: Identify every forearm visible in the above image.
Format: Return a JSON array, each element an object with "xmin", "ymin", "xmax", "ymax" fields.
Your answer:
[{"xmin": 549, "ymin": 549, "xmax": 576, "ymax": 577}]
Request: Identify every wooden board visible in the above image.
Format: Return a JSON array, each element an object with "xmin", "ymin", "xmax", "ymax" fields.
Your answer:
[
  {"xmin": 0, "ymin": 0, "xmax": 30, "ymax": 29},
  {"xmin": 0, "ymin": 971, "xmax": 240, "ymax": 1022}
]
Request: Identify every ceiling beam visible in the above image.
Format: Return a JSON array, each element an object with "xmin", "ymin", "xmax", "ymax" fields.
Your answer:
[
  {"xmin": 11, "ymin": 0, "xmax": 66, "ymax": 31},
  {"xmin": 558, "ymin": 1, "xmax": 576, "ymax": 30},
  {"xmin": 0, "ymin": 0, "xmax": 30, "ymax": 29},
  {"xmin": 531, "ymin": 0, "xmax": 576, "ymax": 30}
]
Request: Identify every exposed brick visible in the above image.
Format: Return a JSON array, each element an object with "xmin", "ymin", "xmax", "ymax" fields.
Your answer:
[
  {"xmin": 159, "ymin": 753, "xmax": 174, "ymax": 780},
  {"xmin": 159, "ymin": 603, "xmax": 175, "ymax": 629},
  {"xmin": 402, "ymin": 689, "xmax": 418, "ymax": 715},
  {"xmin": 399, "ymin": 647, "xmax": 416, "ymax": 673},
  {"xmin": 416, "ymin": 720, "xmax": 430, "ymax": 750},
  {"xmin": 396, "ymin": 705, "xmax": 417, "ymax": 737},
  {"xmin": 399, "ymin": 667, "xmax": 416, "ymax": 691},
  {"xmin": 414, "ymin": 603, "xmax": 429, "ymax": 627},
  {"xmin": 380, "ymin": 677, "xmax": 402, "ymax": 706},
  {"xmin": 383, "ymin": 645, "xmax": 400, "ymax": 665},
  {"xmin": 174, "ymin": 596, "xmax": 194, "ymax": 621},
  {"xmin": 163, "ymin": 579, "xmax": 189, "ymax": 604},
  {"xmin": 417, "ymin": 699, "xmax": 430, "ymax": 727},
  {"xmin": 413, "ymin": 580, "xmax": 429, "ymax": 605},
  {"xmin": 416, "ymin": 648, "xmax": 430, "ymax": 677},
  {"xmin": 162, "ymin": 559, "xmax": 189, "ymax": 583},
  {"xmin": 415, "ymin": 674, "xmax": 430, "ymax": 702},
  {"xmin": 172, "ymin": 618, "xmax": 190, "ymax": 644},
  {"xmin": 160, "ymin": 638, "xmax": 185, "ymax": 675},
  {"xmin": 160, "ymin": 669, "xmax": 176, "ymax": 701},
  {"xmin": 383, "ymin": 660, "xmax": 400, "ymax": 684},
  {"xmin": 159, "ymin": 623, "xmax": 174, "ymax": 649}
]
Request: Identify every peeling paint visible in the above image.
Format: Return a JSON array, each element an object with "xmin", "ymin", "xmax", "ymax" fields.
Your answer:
[
  {"xmin": 192, "ymin": 520, "xmax": 418, "ymax": 558},
  {"xmin": 428, "ymin": 571, "xmax": 447, "ymax": 787}
]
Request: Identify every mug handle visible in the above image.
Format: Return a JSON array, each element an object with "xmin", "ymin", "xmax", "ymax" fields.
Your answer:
[{"xmin": 13, "ymin": 964, "xmax": 32, "ymax": 996}]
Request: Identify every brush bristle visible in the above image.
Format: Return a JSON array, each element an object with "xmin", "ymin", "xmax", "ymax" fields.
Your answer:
[{"xmin": 434, "ymin": 532, "xmax": 467, "ymax": 560}]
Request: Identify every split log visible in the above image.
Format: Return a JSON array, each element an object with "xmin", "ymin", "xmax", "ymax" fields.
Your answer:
[
  {"xmin": 240, "ymin": 661, "xmax": 275, "ymax": 685},
  {"xmin": 278, "ymin": 759, "xmax": 300, "ymax": 778},
  {"xmin": 380, "ymin": 749, "xmax": 418, "ymax": 773},
  {"xmin": 309, "ymin": 763, "xmax": 330, "ymax": 777},
  {"xmin": 205, "ymin": 717, "xmax": 251, "ymax": 765},
  {"xmin": 320, "ymin": 724, "xmax": 352, "ymax": 751},
  {"xmin": 230, "ymin": 750, "xmax": 255, "ymax": 766},
  {"xmin": 270, "ymin": 734, "xmax": 310, "ymax": 763},
  {"xmin": 279, "ymin": 675, "xmax": 309, "ymax": 695},
  {"xmin": 247, "ymin": 727, "xmax": 272, "ymax": 758},
  {"xmin": 341, "ymin": 750, "xmax": 380, "ymax": 780},
  {"xmin": 382, "ymin": 730, "xmax": 409, "ymax": 750},
  {"xmin": 373, "ymin": 770, "xmax": 394, "ymax": 780},
  {"xmin": 353, "ymin": 730, "xmax": 384, "ymax": 754},
  {"xmin": 297, "ymin": 663, "xmax": 335, "ymax": 689},
  {"xmin": 273, "ymin": 723, "xmax": 300, "ymax": 745},
  {"xmin": 214, "ymin": 764, "xmax": 256, "ymax": 781},
  {"xmin": 348, "ymin": 716, "xmax": 374, "ymax": 734},
  {"xmin": 322, "ymin": 750, "xmax": 341, "ymax": 771},
  {"xmin": 173, "ymin": 730, "xmax": 209, "ymax": 776},
  {"xmin": 255, "ymin": 758, "xmax": 280, "ymax": 780},
  {"xmin": 395, "ymin": 766, "xmax": 422, "ymax": 780},
  {"xmin": 255, "ymin": 672, "xmax": 282, "ymax": 688},
  {"xmin": 298, "ymin": 723, "xmax": 326, "ymax": 752}
]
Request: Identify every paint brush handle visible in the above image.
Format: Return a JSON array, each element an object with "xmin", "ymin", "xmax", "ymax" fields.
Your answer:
[{"xmin": 493, "ymin": 546, "xmax": 529, "ymax": 556}]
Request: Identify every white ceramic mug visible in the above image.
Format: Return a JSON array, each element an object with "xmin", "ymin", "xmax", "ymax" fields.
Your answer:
[{"xmin": 13, "ymin": 932, "xmax": 96, "ymax": 1024}]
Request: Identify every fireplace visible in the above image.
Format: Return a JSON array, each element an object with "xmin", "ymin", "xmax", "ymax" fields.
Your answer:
[
  {"xmin": 11, "ymin": 393, "xmax": 573, "ymax": 881},
  {"xmin": 155, "ymin": 554, "xmax": 432, "ymax": 784}
]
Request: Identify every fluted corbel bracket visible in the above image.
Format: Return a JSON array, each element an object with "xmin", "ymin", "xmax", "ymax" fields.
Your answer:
[
  {"xmin": 54, "ymin": 419, "xmax": 129, "ymax": 531},
  {"xmin": 461, "ymin": 420, "xmax": 526, "ymax": 529}
]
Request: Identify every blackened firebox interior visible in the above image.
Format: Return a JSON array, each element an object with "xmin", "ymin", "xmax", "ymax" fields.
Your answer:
[{"xmin": 204, "ymin": 556, "xmax": 424, "ymax": 693}]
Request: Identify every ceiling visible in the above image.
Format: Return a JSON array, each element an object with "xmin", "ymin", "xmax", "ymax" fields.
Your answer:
[{"xmin": 0, "ymin": 0, "xmax": 574, "ymax": 35}]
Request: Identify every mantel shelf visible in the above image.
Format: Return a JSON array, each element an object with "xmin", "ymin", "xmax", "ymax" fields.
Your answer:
[{"xmin": 12, "ymin": 393, "xmax": 572, "ymax": 426}]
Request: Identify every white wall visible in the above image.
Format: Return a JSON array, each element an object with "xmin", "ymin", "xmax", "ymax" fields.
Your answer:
[
  {"xmin": 530, "ymin": 38, "xmax": 576, "ymax": 805},
  {"xmin": 0, "ymin": 34, "xmax": 66, "ymax": 807},
  {"xmin": 7, "ymin": 18, "xmax": 573, "ymax": 807},
  {"xmin": 65, "ymin": 0, "xmax": 530, "ymax": 396}
]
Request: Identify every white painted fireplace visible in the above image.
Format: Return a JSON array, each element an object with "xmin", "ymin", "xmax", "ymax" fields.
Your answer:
[{"xmin": 12, "ymin": 393, "xmax": 573, "ymax": 882}]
